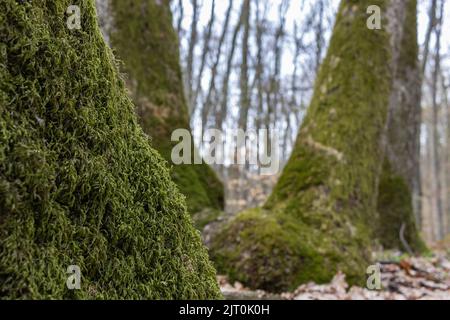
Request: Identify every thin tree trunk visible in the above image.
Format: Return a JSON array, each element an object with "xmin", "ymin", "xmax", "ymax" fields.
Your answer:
[
  {"xmin": 314, "ymin": 0, "xmax": 325, "ymax": 73},
  {"xmin": 177, "ymin": 0, "xmax": 184, "ymax": 36},
  {"xmin": 255, "ymin": 1, "xmax": 265, "ymax": 130},
  {"xmin": 192, "ymin": 0, "xmax": 216, "ymax": 116},
  {"xmin": 238, "ymin": 0, "xmax": 251, "ymax": 132},
  {"xmin": 201, "ymin": 0, "xmax": 234, "ymax": 130},
  {"xmin": 441, "ymin": 71, "xmax": 450, "ymax": 234},
  {"xmin": 216, "ymin": 2, "xmax": 244, "ymax": 133},
  {"xmin": 269, "ymin": 0, "xmax": 289, "ymax": 131},
  {"xmin": 430, "ymin": 0, "xmax": 444, "ymax": 240},
  {"xmin": 186, "ymin": 0, "xmax": 200, "ymax": 111},
  {"xmin": 421, "ymin": 0, "xmax": 438, "ymax": 75}
]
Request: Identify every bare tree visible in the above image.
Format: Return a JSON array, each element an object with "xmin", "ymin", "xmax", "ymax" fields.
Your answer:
[
  {"xmin": 186, "ymin": 0, "xmax": 200, "ymax": 111},
  {"xmin": 254, "ymin": 0, "xmax": 267, "ymax": 131},
  {"xmin": 267, "ymin": 0, "xmax": 289, "ymax": 129},
  {"xmin": 202, "ymin": 0, "xmax": 234, "ymax": 130},
  {"xmin": 215, "ymin": 2, "xmax": 244, "ymax": 133},
  {"xmin": 429, "ymin": 0, "xmax": 445, "ymax": 240},
  {"xmin": 192, "ymin": 0, "xmax": 216, "ymax": 115},
  {"xmin": 176, "ymin": 0, "xmax": 184, "ymax": 36},
  {"xmin": 314, "ymin": 0, "xmax": 325, "ymax": 73},
  {"xmin": 422, "ymin": 0, "xmax": 438, "ymax": 74},
  {"xmin": 238, "ymin": 0, "xmax": 251, "ymax": 132},
  {"xmin": 442, "ymin": 71, "xmax": 450, "ymax": 234}
]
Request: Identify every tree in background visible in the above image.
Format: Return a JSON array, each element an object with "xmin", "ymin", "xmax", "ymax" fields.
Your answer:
[
  {"xmin": 419, "ymin": 0, "xmax": 450, "ymax": 242},
  {"xmin": 174, "ymin": 0, "xmax": 335, "ymax": 214},
  {"xmin": 96, "ymin": 0, "xmax": 224, "ymax": 226},
  {"xmin": 0, "ymin": 0, "xmax": 220, "ymax": 299},
  {"xmin": 375, "ymin": 0, "xmax": 425, "ymax": 253},
  {"xmin": 209, "ymin": 0, "xmax": 423, "ymax": 292}
]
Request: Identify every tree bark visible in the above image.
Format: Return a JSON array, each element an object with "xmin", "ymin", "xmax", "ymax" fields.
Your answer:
[
  {"xmin": 192, "ymin": 0, "xmax": 216, "ymax": 116},
  {"xmin": 210, "ymin": 0, "xmax": 419, "ymax": 292},
  {"xmin": 186, "ymin": 0, "xmax": 200, "ymax": 109},
  {"xmin": 376, "ymin": 0, "xmax": 425, "ymax": 252},
  {"xmin": 216, "ymin": 2, "xmax": 244, "ymax": 132},
  {"xmin": 96, "ymin": 0, "xmax": 224, "ymax": 217},
  {"xmin": 421, "ymin": 0, "xmax": 437, "ymax": 75},
  {"xmin": 0, "ymin": 0, "xmax": 221, "ymax": 299},
  {"xmin": 202, "ymin": 0, "xmax": 233, "ymax": 131},
  {"xmin": 429, "ymin": 0, "xmax": 445, "ymax": 240},
  {"xmin": 238, "ymin": 0, "xmax": 251, "ymax": 132}
]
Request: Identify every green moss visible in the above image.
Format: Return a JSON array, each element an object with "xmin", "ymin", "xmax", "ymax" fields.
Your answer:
[
  {"xmin": 192, "ymin": 208, "xmax": 222, "ymax": 231},
  {"xmin": 210, "ymin": 0, "xmax": 395, "ymax": 292},
  {"xmin": 210, "ymin": 208, "xmax": 368, "ymax": 292},
  {"xmin": 376, "ymin": 161, "xmax": 426, "ymax": 253},
  {"xmin": 376, "ymin": 0, "xmax": 426, "ymax": 254},
  {"xmin": 104, "ymin": 0, "xmax": 224, "ymax": 217},
  {"xmin": 0, "ymin": 0, "xmax": 220, "ymax": 299}
]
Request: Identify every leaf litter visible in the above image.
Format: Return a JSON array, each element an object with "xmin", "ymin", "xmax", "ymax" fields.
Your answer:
[{"xmin": 218, "ymin": 250, "xmax": 450, "ymax": 300}]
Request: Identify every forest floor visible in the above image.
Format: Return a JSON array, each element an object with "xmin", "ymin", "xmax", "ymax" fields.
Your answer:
[{"xmin": 218, "ymin": 247, "xmax": 450, "ymax": 300}]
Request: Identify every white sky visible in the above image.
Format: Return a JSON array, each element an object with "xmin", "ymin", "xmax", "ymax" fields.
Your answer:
[{"xmin": 176, "ymin": 0, "xmax": 450, "ymax": 64}]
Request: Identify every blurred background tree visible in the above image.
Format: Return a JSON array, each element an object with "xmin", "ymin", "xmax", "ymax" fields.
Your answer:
[{"xmin": 173, "ymin": 0, "xmax": 450, "ymax": 243}]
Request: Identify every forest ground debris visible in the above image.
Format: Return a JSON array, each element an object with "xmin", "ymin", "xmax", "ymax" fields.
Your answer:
[{"xmin": 218, "ymin": 250, "xmax": 450, "ymax": 300}]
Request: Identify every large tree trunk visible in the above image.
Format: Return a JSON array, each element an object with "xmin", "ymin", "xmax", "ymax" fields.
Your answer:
[
  {"xmin": 96, "ymin": 0, "xmax": 224, "ymax": 220},
  {"xmin": 210, "ymin": 0, "xmax": 419, "ymax": 292},
  {"xmin": 0, "ymin": 0, "xmax": 220, "ymax": 299},
  {"xmin": 376, "ymin": 0, "xmax": 425, "ymax": 252}
]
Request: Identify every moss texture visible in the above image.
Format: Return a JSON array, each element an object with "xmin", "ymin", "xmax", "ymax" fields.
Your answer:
[
  {"xmin": 210, "ymin": 208, "xmax": 350, "ymax": 292},
  {"xmin": 376, "ymin": 0, "xmax": 425, "ymax": 253},
  {"xmin": 0, "ymin": 0, "xmax": 221, "ymax": 299},
  {"xmin": 210, "ymin": 0, "xmax": 396, "ymax": 292},
  {"xmin": 376, "ymin": 161, "xmax": 426, "ymax": 252},
  {"xmin": 102, "ymin": 0, "xmax": 224, "ymax": 218}
]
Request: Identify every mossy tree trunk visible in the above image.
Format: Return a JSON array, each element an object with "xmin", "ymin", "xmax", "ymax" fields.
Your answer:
[
  {"xmin": 210, "ymin": 0, "xmax": 420, "ymax": 292},
  {"xmin": 95, "ymin": 0, "xmax": 224, "ymax": 221},
  {"xmin": 0, "ymin": 0, "xmax": 220, "ymax": 299},
  {"xmin": 376, "ymin": 0, "xmax": 425, "ymax": 252}
]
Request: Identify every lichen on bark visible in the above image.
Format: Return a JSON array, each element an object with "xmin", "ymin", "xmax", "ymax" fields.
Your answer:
[
  {"xmin": 95, "ymin": 0, "xmax": 224, "ymax": 219},
  {"xmin": 0, "ymin": 0, "xmax": 221, "ymax": 299}
]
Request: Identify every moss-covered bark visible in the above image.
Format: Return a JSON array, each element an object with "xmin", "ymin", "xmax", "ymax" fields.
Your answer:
[
  {"xmin": 376, "ymin": 0, "xmax": 425, "ymax": 253},
  {"xmin": 377, "ymin": 161, "xmax": 425, "ymax": 252},
  {"xmin": 210, "ymin": 0, "xmax": 413, "ymax": 292},
  {"xmin": 95, "ymin": 0, "xmax": 224, "ymax": 218},
  {"xmin": 0, "ymin": 0, "xmax": 220, "ymax": 299}
]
